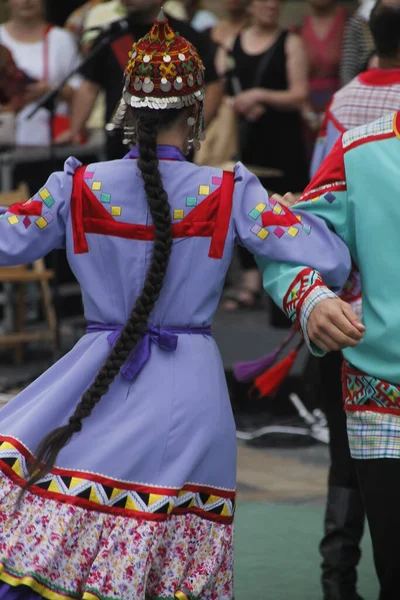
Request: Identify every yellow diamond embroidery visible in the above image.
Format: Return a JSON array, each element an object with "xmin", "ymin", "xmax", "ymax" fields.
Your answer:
[
  {"xmin": 174, "ymin": 209, "xmax": 184, "ymax": 220},
  {"xmin": 288, "ymin": 227, "xmax": 299, "ymax": 238},
  {"xmin": 255, "ymin": 203, "xmax": 267, "ymax": 212},
  {"xmin": 125, "ymin": 495, "xmax": 141, "ymax": 511},
  {"xmin": 69, "ymin": 477, "xmax": 86, "ymax": 489},
  {"xmin": 257, "ymin": 228, "xmax": 269, "ymax": 240},
  {"xmin": 92, "ymin": 181, "xmax": 102, "ymax": 191},
  {"xmin": 11, "ymin": 459, "xmax": 23, "ymax": 477},
  {"xmin": 7, "ymin": 216, "xmax": 19, "ymax": 225},
  {"xmin": 36, "ymin": 217, "xmax": 48, "ymax": 229},
  {"xmin": 148, "ymin": 493, "xmax": 166, "ymax": 506},
  {"xmin": 39, "ymin": 188, "xmax": 50, "ymax": 200},
  {"xmin": 111, "ymin": 206, "xmax": 122, "ymax": 217},
  {"xmin": 220, "ymin": 503, "xmax": 231, "ymax": 517},
  {"xmin": 110, "ymin": 488, "xmax": 124, "ymax": 501},
  {"xmin": 199, "ymin": 185, "xmax": 210, "ymax": 196},
  {"xmin": 89, "ymin": 486, "xmax": 102, "ymax": 504},
  {"xmin": 204, "ymin": 494, "xmax": 222, "ymax": 506},
  {"xmin": 48, "ymin": 479, "xmax": 62, "ymax": 494},
  {"xmin": 311, "ymin": 195, "xmax": 320, "ymax": 203},
  {"xmin": 273, "ymin": 204, "xmax": 283, "ymax": 214}
]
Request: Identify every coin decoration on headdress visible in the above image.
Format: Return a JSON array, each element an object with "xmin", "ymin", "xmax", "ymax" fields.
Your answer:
[{"xmin": 109, "ymin": 10, "xmax": 206, "ymax": 148}]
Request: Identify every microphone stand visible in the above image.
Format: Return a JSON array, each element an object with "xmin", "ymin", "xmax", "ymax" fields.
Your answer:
[{"xmin": 26, "ymin": 27, "xmax": 125, "ymax": 351}]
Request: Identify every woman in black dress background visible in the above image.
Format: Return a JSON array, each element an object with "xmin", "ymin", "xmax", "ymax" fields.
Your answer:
[{"xmin": 224, "ymin": 0, "xmax": 309, "ymax": 314}]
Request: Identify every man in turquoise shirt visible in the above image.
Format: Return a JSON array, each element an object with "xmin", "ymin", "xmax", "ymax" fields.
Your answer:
[{"xmin": 269, "ymin": 110, "xmax": 400, "ymax": 600}]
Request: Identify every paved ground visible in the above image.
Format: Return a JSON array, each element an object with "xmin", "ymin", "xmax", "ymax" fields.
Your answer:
[{"xmin": 237, "ymin": 443, "xmax": 329, "ymax": 505}]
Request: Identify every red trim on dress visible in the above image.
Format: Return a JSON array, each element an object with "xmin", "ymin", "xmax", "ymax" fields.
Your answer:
[
  {"xmin": 71, "ymin": 167, "xmax": 234, "ymax": 260},
  {"xmin": 71, "ymin": 166, "xmax": 89, "ymax": 254},
  {"xmin": 8, "ymin": 201, "xmax": 43, "ymax": 216},
  {"xmin": 261, "ymin": 207, "xmax": 301, "ymax": 229},
  {"xmin": 358, "ymin": 68, "xmax": 400, "ymax": 87},
  {"xmin": 209, "ymin": 171, "xmax": 234, "ymax": 259},
  {"xmin": 301, "ymin": 136, "xmax": 347, "ymax": 202},
  {"xmin": 0, "ymin": 462, "xmax": 234, "ymax": 524}
]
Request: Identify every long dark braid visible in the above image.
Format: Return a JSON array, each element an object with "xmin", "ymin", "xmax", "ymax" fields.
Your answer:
[{"xmin": 23, "ymin": 109, "xmax": 173, "ymax": 491}]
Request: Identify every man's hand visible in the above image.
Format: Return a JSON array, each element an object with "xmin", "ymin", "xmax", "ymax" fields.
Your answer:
[
  {"xmin": 307, "ymin": 298, "xmax": 365, "ymax": 353},
  {"xmin": 270, "ymin": 192, "xmax": 298, "ymax": 208}
]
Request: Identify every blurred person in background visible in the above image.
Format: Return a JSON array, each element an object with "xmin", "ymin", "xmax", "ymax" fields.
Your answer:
[
  {"xmin": 211, "ymin": 0, "xmax": 249, "ymax": 50},
  {"xmin": 340, "ymin": 0, "xmax": 375, "ymax": 86},
  {"xmin": 65, "ymin": 0, "xmax": 104, "ymax": 43},
  {"xmin": 312, "ymin": 0, "xmax": 400, "ymax": 176},
  {"xmin": 160, "ymin": 0, "xmax": 188, "ymax": 21},
  {"xmin": 223, "ymin": 0, "xmax": 309, "ymax": 313},
  {"xmin": 0, "ymin": 43, "xmax": 28, "ymax": 112},
  {"xmin": 300, "ymin": 0, "xmax": 347, "ymax": 152},
  {"xmin": 0, "ymin": 0, "xmax": 81, "ymax": 148},
  {"xmin": 63, "ymin": 0, "xmax": 222, "ymax": 160},
  {"xmin": 178, "ymin": 0, "xmax": 219, "ymax": 32},
  {"xmin": 194, "ymin": 0, "xmax": 249, "ymax": 167},
  {"xmin": 79, "ymin": 0, "xmax": 129, "ymax": 49}
]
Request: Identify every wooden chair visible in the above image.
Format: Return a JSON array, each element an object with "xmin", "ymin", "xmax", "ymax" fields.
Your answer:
[{"xmin": 0, "ymin": 183, "xmax": 57, "ymax": 364}]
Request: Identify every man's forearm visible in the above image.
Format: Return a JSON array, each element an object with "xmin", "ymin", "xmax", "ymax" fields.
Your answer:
[{"xmin": 71, "ymin": 79, "xmax": 100, "ymax": 138}]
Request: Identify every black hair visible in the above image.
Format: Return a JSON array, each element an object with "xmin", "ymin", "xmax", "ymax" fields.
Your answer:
[
  {"xmin": 370, "ymin": 1, "xmax": 400, "ymax": 59},
  {"xmin": 23, "ymin": 108, "xmax": 184, "ymax": 491}
]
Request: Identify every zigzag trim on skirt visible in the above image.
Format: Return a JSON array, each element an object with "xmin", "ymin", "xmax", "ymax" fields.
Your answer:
[
  {"xmin": 0, "ymin": 436, "xmax": 235, "ymax": 523},
  {"xmin": 0, "ymin": 569, "xmax": 196, "ymax": 600}
]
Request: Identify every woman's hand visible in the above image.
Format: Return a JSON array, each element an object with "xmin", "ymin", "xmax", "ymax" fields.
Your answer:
[
  {"xmin": 270, "ymin": 192, "xmax": 298, "ymax": 208},
  {"xmin": 233, "ymin": 89, "xmax": 263, "ymax": 115},
  {"xmin": 307, "ymin": 298, "xmax": 365, "ymax": 353},
  {"xmin": 246, "ymin": 103, "xmax": 266, "ymax": 122}
]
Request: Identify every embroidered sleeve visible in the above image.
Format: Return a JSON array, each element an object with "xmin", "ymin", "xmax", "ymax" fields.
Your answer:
[
  {"xmin": 0, "ymin": 156, "xmax": 80, "ymax": 266},
  {"xmin": 232, "ymin": 161, "xmax": 351, "ymax": 355}
]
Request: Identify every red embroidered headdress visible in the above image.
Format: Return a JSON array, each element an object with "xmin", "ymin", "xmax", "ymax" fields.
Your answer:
[{"xmin": 109, "ymin": 10, "xmax": 205, "ymax": 143}]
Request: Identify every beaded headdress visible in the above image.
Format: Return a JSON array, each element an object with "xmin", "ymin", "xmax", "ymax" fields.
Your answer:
[{"xmin": 108, "ymin": 10, "xmax": 206, "ymax": 147}]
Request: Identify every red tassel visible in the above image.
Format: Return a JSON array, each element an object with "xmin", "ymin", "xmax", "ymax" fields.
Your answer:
[{"xmin": 253, "ymin": 342, "xmax": 304, "ymax": 398}]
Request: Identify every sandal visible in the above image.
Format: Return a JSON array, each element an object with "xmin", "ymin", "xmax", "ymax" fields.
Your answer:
[{"xmin": 222, "ymin": 287, "xmax": 262, "ymax": 312}]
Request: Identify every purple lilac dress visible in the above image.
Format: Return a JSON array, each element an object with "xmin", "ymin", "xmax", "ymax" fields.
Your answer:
[{"xmin": 0, "ymin": 146, "xmax": 350, "ymax": 600}]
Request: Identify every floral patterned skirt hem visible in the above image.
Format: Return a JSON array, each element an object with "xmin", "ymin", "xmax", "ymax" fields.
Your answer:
[{"xmin": 0, "ymin": 474, "xmax": 234, "ymax": 600}]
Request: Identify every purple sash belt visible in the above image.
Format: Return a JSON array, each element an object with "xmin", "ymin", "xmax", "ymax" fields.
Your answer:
[{"xmin": 86, "ymin": 323, "xmax": 212, "ymax": 381}]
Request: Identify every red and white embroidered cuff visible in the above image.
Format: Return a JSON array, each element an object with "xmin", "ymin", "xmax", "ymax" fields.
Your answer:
[
  {"xmin": 283, "ymin": 268, "xmax": 337, "ymax": 356},
  {"xmin": 300, "ymin": 285, "xmax": 337, "ymax": 356}
]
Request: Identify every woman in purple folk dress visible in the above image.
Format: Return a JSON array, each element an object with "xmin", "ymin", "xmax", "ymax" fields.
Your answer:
[{"xmin": 0, "ymin": 13, "xmax": 364, "ymax": 600}]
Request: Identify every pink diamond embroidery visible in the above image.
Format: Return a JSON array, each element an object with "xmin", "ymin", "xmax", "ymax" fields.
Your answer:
[
  {"xmin": 274, "ymin": 227, "xmax": 285, "ymax": 238},
  {"xmin": 212, "ymin": 176, "xmax": 222, "ymax": 185},
  {"xmin": 23, "ymin": 216, "xmax": 31, "ymax": 229},
  {"xmin": 84, "ymin": 171, "xmax": 95, "ymax": 179}
]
